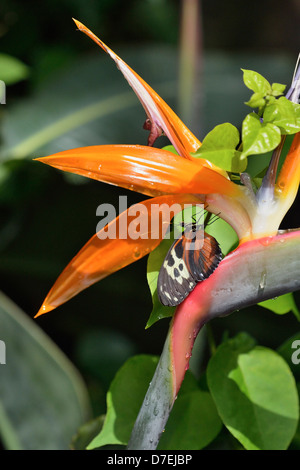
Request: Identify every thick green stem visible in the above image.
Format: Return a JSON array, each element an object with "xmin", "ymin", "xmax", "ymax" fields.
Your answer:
[
  {"xmin": 128, "ymin": 230, "xmax": 300, "ymax": 450},
  {"xmin": 127, "ymin": 330, "xmax": 174, "ymax": 450}
]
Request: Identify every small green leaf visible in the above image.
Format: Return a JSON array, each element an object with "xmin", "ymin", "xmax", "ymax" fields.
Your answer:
[
  {"xmin": 207, "ymin": 333, "xmax": 299, "ymax": 450},
  {"xmin": 0, "ymin": 53, "xmax": 29, "ymax": 85},
  {"xmin": 271, "ymin": 82, "xmax": 286, "ymax": 96},
  {"xmin": 157, "ymin": 390, "xmax": 222, "ymax": 450},
  {"xmin": 192, "ymin": 123, "xmax": 245, "ymax": 172},
  {"xmin": 258, "ymin": 292, "xmax": 300, "ymax": 320},
  {"xmin": 263, "ymin": 97, "xmax": 300, "ymax": 134},
  {"xmin": 242, "ymin": 69, "xmax": 272, "ymax": 94},
  {"xmin": 241, "ymin": 113, "xmax": 281, "ymax": 159},
  {"xmin": 196, "ymin": 123, "xmax": 240, "ymax": 152},
  {"xmin": 265, "ymin": 95, "xmax": 276, "ymax": 104},
  {"xmin": 245, "ymin": 92, "xmax": 266, "ymax": 109}
]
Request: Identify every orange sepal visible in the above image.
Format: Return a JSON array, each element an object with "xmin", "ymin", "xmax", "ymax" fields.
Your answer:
[
  {"xmin": 36, "ymin": 193, "xmax": 202, "ymax": 317},
  {"xmin": 73, "ymin": 19, "xmax": 201, "ymax": 159},
  {"xmin": 35, "ymin": 144, "xmax": 237, "ymax": 198},
  {"xmin": 276, "ymin": 132, "xmax": 300, "ymax": 200}
]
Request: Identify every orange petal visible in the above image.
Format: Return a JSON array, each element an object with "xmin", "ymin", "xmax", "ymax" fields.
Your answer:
[
  {"xmin": 276, "ymin": 132, "xmax": 300, "ymax": 200},
  {"xmin": 72, "ymin": 19, "xmax": 201, "ymax": 159},
  {"xmin": 36, "ymin": 193, "xmax": 202, "ymax": 317},
  {"xmin": 35, "ymin": 144, "xmax": 237, "ymax": 198}
]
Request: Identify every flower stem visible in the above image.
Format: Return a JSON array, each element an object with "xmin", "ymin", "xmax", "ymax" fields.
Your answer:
[{"xmin": 127, "ymin": 328, "xmax": 175, "ymax": 450}]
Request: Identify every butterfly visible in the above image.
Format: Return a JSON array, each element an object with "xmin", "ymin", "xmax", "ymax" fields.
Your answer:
[{"xmin": 157, "ymin": 214, "xmax": 222, "ymax": 306}]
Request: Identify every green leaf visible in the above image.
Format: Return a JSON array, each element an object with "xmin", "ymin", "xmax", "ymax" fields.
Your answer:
[
  {"xmin": 241, "ymin": 113, "xmax": 281, "ymax": 159},
  {"xmin": 242, "ymin": 69, "xmax": 271, "ymax": 94},
  {"xmin": 0, "ymin": 54, "xmax": 29, "ymax": 85},
  {"xmin": 157, "ymin": 390, "xmax": 222, "ymax": 450},
  {"xmin": 263, "ymin": 97, "xmax": 300, "ymax": 134},
  {"xmin": 258, "ymin": 292, "xmax": 300, "ymax": 320},
  {"xmin": 246, "ymin": 133, "xmax": 294, "ymax": 179},
  {"xmin": 245, "ymin": 92, "xmax": 266, "ymax": 109},
  {"xmin": 0, "ymin": 291, "xmax": 91, "ymax": 450},
  {"xmin": 192, "ymin": 123, "xmax": 245, "ymax": 172},
  {"xmin": 265, "ymin": 95, "xmax": 276, "ymax": 104},
  {"xmin": 207, "ymin": 333, "xmax": 299, "ymax": 450},
  {"xmin": 87, "ymin": 355, "xmax": 159, "ymax": 449},
  {"xmin": 271, "ymin": 82, "xmax": 286, "ymax": 96}
]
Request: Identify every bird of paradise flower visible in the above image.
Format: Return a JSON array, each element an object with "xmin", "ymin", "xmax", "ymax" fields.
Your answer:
[{"xmin": 35, "ymin": 20, "xmax": 300, "ymax": 449}]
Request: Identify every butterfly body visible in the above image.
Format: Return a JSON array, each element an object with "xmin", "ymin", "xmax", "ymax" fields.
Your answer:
[{"xmin": 157, "ymin": 221, "xmax": 222, "ymax": 306}]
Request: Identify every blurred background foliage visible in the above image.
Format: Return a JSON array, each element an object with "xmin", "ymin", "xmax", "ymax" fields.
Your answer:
[{"xmin": 0, "ymin": 0, "xmax": 300, "ymax": 449}]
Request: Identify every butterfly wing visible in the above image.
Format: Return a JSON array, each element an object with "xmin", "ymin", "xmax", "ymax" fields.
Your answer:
[
  {"xmin": 157, "ymin": 232, "xmax": 222, "ymax": 306},
  {"xmin": 185, "ymin": 232, "xmax": 223, "ymax": 281},
  {"xmin": 157, "ymin": 237, "xmax": 197, "ymax": 306}
]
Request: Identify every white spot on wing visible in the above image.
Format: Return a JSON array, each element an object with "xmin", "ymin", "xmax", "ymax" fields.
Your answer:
[{"xmin": 165, "ymin": 254, "xmax": 190, "ymax": 284}]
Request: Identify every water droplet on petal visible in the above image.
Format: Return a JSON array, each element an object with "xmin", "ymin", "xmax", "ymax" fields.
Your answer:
[
  {"xmin": 258, "ymin": 270, "xmax": 267, "ymax": 295},
  {"xmin": 260, "ymin": 237, "xmax": 272, "ymax": 247}
]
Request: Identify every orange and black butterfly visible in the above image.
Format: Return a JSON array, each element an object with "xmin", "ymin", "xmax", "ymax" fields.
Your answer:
[{"xmin": 157, "ymin": 214, "xmax": 222, "ymax": 306}]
